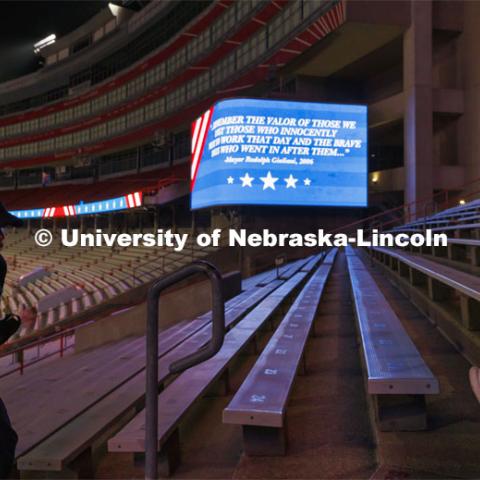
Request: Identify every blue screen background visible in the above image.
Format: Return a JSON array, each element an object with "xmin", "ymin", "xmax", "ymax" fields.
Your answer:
[{"xmin": 191, "ymin": 98, "xmax": 368, "ymax": 209}]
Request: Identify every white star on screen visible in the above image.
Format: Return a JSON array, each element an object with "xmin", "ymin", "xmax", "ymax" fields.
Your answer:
[
  {"xmin": 284, "ymin": 174, "xmax": 298, "ymax": 189},
  {"xmin": 227, "ymin": 176, "xmax": 234, "ymax": 184},
  {"xmin": 260, "ymin": 171, "xmax": 279, "ymax": 190},
  {"xmin": 304, "ymin": 178, "xmax": 312, "ymax": 186},
  {"xmin": 240, "ymin": 172, "xmax": 254, "ymax": 187}
]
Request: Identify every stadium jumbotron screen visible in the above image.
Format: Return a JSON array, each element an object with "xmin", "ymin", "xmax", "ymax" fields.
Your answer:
[{"xmin": 190, "ymin": 98, "xmax": 368, "ymax": 210}]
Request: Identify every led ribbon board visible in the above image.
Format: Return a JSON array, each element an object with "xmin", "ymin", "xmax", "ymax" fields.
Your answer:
[
  {"xmin": 191, "ymin": 98, "xmax": 368, "ymax": 209},
  {"xmin": 9, "ymin": 191, "xmax": 142, "ymax": 219}
]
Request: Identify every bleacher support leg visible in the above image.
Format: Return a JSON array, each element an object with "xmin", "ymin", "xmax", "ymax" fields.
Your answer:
[
  {"xmin": 69, "ymin": 447, "xmax": 94, "ymax": 479},
  {"xmin": 298, "ymin": 352, "xmax": 307, "ymax": 375},
  {"xmin": 375, "ymin": 394, "xmax": 427, "ymax": 431},
  {"xmin": 409, "ymin": 268, "xmax": 425, "ymax": 287},
  {"xmin": 460, "ymin": 295, "xmax": 480, "ymax": 330},
  {"xmin": 427, "ymin": 278, "xmax": 451, "ymax": 301},
  {"xmin": 471, "ymin": 247, "xmax": 480, "ymax": 267},
  {"xmin": 207, "ymin": 369, "xmax": 230, "ymax": 396},
  {"xmin": 242, "ymin": 425, "xmax": 286, "ymax": 456},
  {"xmin": 432, "ymin": 245, "xmax": 447, "ymax": 258},
  {"xmin": 158, "ymin": 429, "xmax": 181, "ymax": 477}
]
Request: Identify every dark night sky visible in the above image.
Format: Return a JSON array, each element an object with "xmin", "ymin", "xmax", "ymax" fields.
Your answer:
[{"xmin": 0, "ymin": 1, "xmax": 106, "ymax": 83}]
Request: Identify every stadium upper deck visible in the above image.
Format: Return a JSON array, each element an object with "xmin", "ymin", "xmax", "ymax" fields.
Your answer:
[
  {"xmin": 0, "ymin": 0, "xmax": 478, "ymax": 214},
  {"xmin": 0, "ymin": 1, "xmax": 343, "ymax": 167}
]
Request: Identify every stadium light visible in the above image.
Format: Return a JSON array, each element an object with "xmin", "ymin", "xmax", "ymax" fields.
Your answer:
[
  {"xmin": 33, "ymin": 34, "xmax": 56, "ymax": 54},
  {"xmin": 108, "ymin": 2, "xmax": 122, "ymax": 16},
  {"xmin": 459, "ymin": 199, "xmax": 466, "ymax": 205}
]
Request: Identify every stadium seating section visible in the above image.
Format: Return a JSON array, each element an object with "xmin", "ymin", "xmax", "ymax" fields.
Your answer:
[
  {"xmin": 1, "ymin": 200, "xmax": 480, "ymax": 479},
  {"xmin": 0, "ymin": 226, "xmax": 218, "ymax": 342}
]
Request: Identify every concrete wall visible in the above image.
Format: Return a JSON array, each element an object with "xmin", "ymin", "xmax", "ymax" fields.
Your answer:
[
  {"xmin": 459, "ymin": 1, "xmax": 480, "ymax": 189},
  {"xmin": 75, "ymin": 268, "xmax": 241, "ymax": 352}
]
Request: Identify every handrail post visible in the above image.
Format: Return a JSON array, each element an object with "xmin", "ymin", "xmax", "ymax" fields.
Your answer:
[
  {"xmin": 145, "ymin": 260, "xmax": 225, "ymax": 480},
  {"xmin": 19, "ymin": 350, "xmax": 24, "ymax": 375}
]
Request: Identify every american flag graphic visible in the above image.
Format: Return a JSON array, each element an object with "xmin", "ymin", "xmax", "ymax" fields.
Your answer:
[{"xmin": 191, "ymin": 107, "xmax": 214, "ymax": 191}]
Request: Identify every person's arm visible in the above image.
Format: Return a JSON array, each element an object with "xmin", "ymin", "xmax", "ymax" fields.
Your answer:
[
  {"xmin": 470, "ymin": 366, "xmax": 480, "ymax": 404},
  {"xmin": 0, "ymin": 315, "xmax": 21, "ymax": 346},
  {"xmin": 0, "ymin": 255, "xmax": 6, "ymax": 298}
]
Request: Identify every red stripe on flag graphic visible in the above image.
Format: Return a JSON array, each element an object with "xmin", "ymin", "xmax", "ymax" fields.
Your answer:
[
  {"xmin": 124, "ymin": 192, "xmax": 142, "ymax": 208},
  {"xmin": 191, "ymin": 106, "xmax": 214, "ymax": 191},
  {"xmin": 133, "ymin": 191, "xmax": 142, "ymax": 207}
]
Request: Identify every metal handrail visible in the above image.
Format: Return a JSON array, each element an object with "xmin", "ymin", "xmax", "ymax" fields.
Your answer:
[
  {"xmin": 275, "ymin": 253, "xmax": 287, "ymax": 279},
  {"xmin": 145, "ymin": 259, "xmax": 225, "ymax": 480}
]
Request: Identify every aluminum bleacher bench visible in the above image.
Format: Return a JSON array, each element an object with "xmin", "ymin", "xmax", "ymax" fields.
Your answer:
[
  {"xmin": 346, "ymin": 247, "xmax": 439, "ymax": 431},
  {"xmin": 106, "ymin": 269, "xmax": 315, "ymax": 476},
  {"xmin": 300, "ymin": 251, "xmax": 325, "ymax": 272},
  {"xmin": 16, "ymin": 267, "xmax": 51, "ymax": 288},
  {"xmin": 15, "ymin": 273, "xmax": 301, "ymax": 477},
  {"xmin": 242, "ymin": 256, "xmax": 309, "ymax": 290},
  {"xmin": 369, "ymin": 245, "xmax": 480, "ymax": 364},
  {"xmin": 256, "ymin": 257, "xmax": 309, "ymax": 287},
  {"xmin": 404, "ymin": 238, "xmax": 480, "ymax": 275},
  {"xmin": 222, "ymin": 248, "xmax": 337, "ymax": 456},
  {"xmin": 425, "ymin": 222, "xmax": 480, "ymax": 237},
  {"xmin": 442, "ymin": 238, "xmax": 480, "ymax": 268},
  {"xmin": 36, "ymin": 285, "xmax": 85, "ymax": 326},
  {"xmin": 370, "ymin": 246, "xmax": 480, "ymax": 330}
]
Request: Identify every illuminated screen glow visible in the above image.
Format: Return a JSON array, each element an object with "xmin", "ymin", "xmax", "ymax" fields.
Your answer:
[
  {"xmin": 191, "ymin": 98, "xmax": 368, "ymax": 209},
  {"xmin": 9, "ymin": 191, "xmax": 143, "ymax": 220}
]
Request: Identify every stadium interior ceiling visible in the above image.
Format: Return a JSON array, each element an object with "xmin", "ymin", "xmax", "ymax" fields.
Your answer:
[{"xmin": 0, "ymin": 1, "xmax": 106, "ymax": 82}]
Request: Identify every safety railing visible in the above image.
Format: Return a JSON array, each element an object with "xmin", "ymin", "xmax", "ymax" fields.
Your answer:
[
  {"xmin": 328, "ymin": 175, "xmax": 480, "ymax": 238},
  {"xmin": 145, "ymin": 260, "xmax": 225, "ymax": 480},
  {"xmin": 0, "ymin": 322, "xmax": 84, "ymax": 379}
]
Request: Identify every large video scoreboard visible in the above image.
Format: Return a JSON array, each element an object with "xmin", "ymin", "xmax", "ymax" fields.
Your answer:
[{"xmin": 191, "ymin": 98, "xmax": 368, "ymax": 209}]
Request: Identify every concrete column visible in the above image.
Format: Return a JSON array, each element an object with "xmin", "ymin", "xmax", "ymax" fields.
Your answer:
[{"xmin": 403, "ymin": 0, "xmax": 433, "ymax": 217}]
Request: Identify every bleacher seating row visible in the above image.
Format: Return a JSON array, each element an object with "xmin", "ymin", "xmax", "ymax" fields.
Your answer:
[
  {"xmin": 0, "ymin": 228, "xmax": 219, "ymax": 342},
  {"xmin": 223, "ymin": 249, "xmax": 337, "ymax": 456},
  {"xmin": 14, "ymin": 252, "xmax": 322, "ymax": 477},
  {"xmin": 346, "ymin": 247, "xmax": 439, "ymax": 431},
  {"xmin": 6, "ymin": 199, "xmax": 480, "ymax": 478},
  {"xmin": 14, "ymin": 241, "xmax": 448, "ymax": 478},
  {"xmin": 363, "ymin": 198, "xmax": 480, "ymax": 371}
]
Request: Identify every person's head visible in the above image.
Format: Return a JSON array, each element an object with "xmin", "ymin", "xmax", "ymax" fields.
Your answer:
[{"xmin": 0, "ymin": 203, "xmax": 23, "ymax": 237}]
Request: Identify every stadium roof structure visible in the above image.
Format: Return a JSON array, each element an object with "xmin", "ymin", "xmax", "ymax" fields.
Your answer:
[{"xmin": 0, "ymin": 1, "xmax": 106, "ymax": 83}]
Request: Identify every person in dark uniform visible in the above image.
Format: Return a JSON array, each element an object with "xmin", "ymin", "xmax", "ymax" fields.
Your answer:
[{"xmin": 0, "ymin": 202, "xmax": 23, "ymax": 478}]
